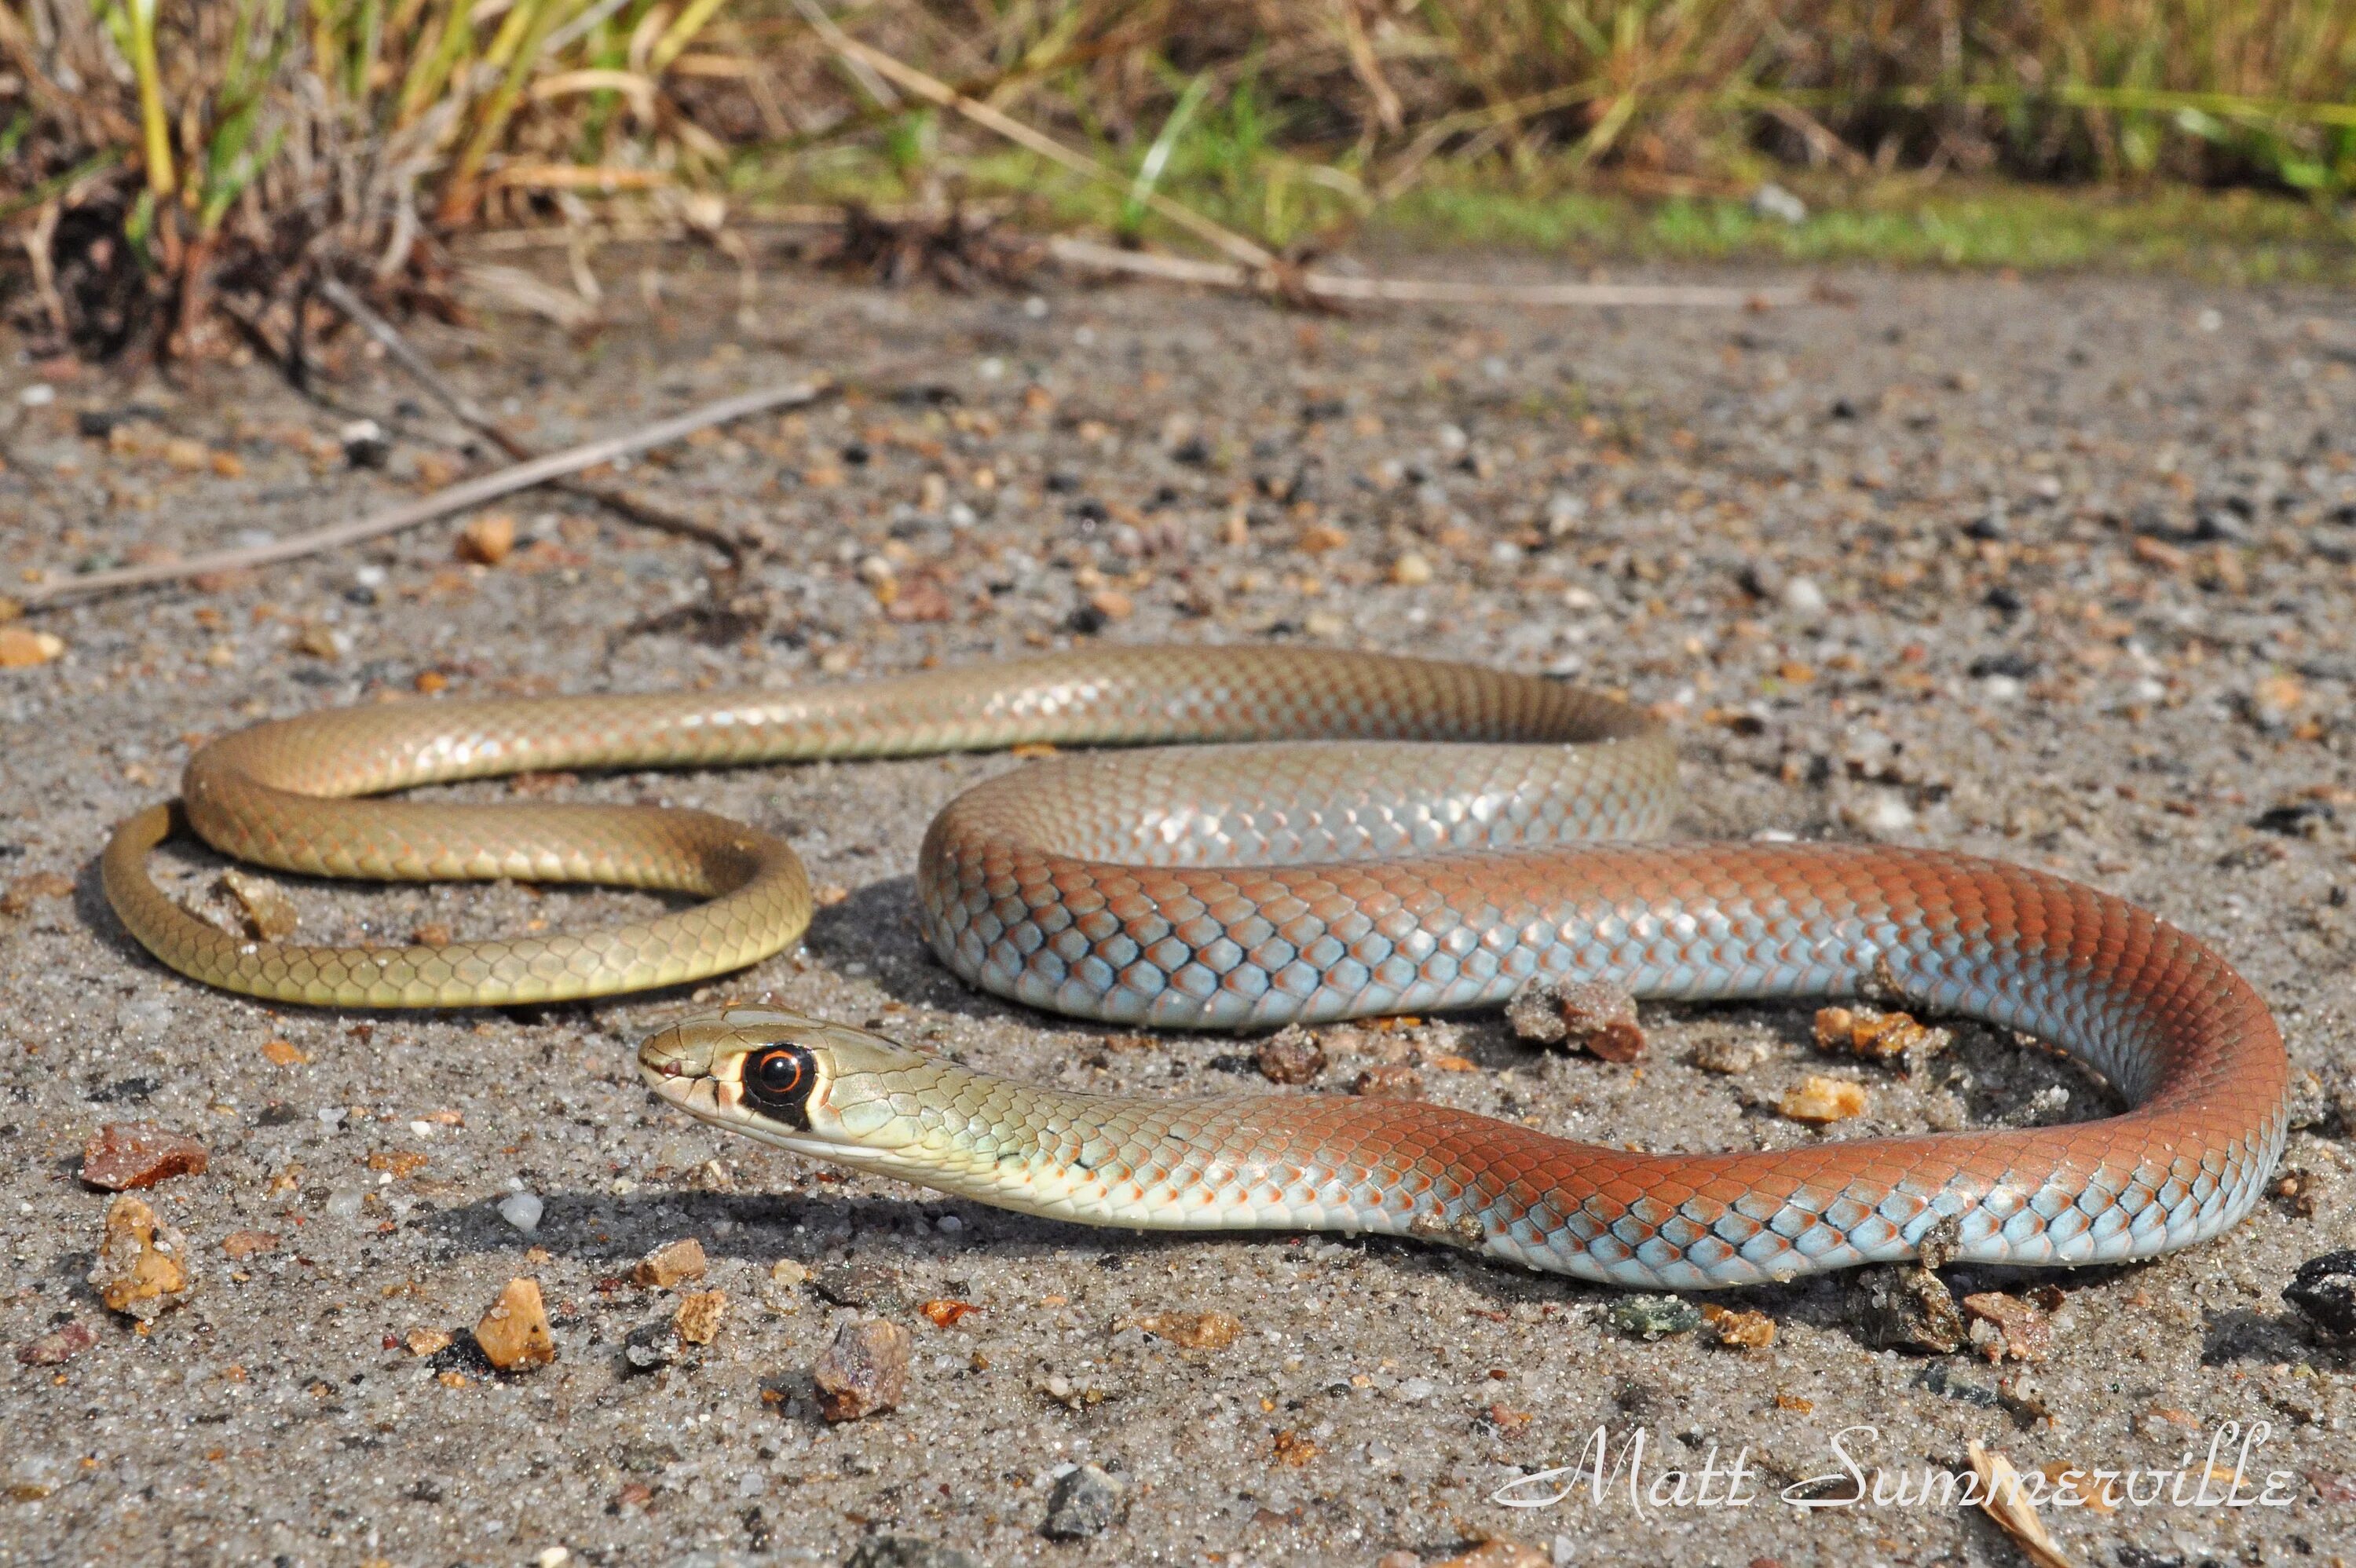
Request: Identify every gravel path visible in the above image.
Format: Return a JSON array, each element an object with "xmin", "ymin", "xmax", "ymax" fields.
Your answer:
[{"xmin": 2, "ymin": 255, "xmax": 2352, "ymax": 1568}]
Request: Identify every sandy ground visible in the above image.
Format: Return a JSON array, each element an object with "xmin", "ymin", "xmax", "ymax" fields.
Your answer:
[{"xmin": 2, "ymin": 253, "xmax": 2353, "ymax": 1568}]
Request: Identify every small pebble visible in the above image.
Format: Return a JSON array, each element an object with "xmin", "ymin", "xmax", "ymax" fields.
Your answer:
[
  {"xmin": 340, "ymin": 418, "xmax": 392, "ymax": 469},
  {"xmin": 770, "ymin": 1258, "xmax": 811, "ymax": 1287},
  {"xmin": 2285, "ymin": 1248, "xmax": 2356, "ymax": 1340},
  {"xmin": 1129, "ymin": 1310, "xmax": 1240, "ymax": 1351},
  {"xmin": 88, "ymin": 1194, "xmax": 192, "ymax": 1321},
  {"xmin": 622, "ymin": 1321, "xmax": 678, "ymax": 1372},
  {"xmin": 813, "ymin": 1317, "xmax": 913, "ymax": 1422},
  {"xmin": 632, "ymin": 1237, "xmax": 708, "ymax": 1288},
  {"xmin": 919, "ymin": 1298, "xmax": 981, "ymax": 1328},
  {"xmin": 1692, "ymin": 1036, "xmax": 1766, "ymax": 1074},
  {"xmin": 80, "ymin": 1123, "xmax": 209, "ymax": 1191},
  {"xmin": 291, "ymin": 620, "xmax": 346, "ymax": 661},
  {"xmin": 1505, "ymin": 977, "xmax": 1644, "ymax": 1060},
  {"xmin": 1813, "ymin": 1006, "xmax": 1951, "ymax": 1066},
  {"xmin": 1847, "ymin": 791, "xmax": 1915, "ymax": 836},
  {"xmin": 1780, "ymin": 575, "xmax": 1827, "ymax": 619},
  {"xmin": 1041, "ymin": 1463, "xmax": 1126, "ymax": 1540},
  {"xmin": 1607, "ymin": 1295, "xmax": 1701, "ymax": 1340},
  {"xmin": 674, "ymin": 1289, "xmax": 727, "ymax": 1346},
  {"xmin": 405, "ymin": 1327, "xmax": 452, "ymax": 1357},
  {"xmin": 1352, "ymin": 1064, "xmax": 1425, "ymax": 1099},
  {"xmin": 15, "ymin": 1321, "xmax": 97, "ymax": 1367},
  {"xmin": 1961, "ymin": 1289, "xmax": 2059, "ymax": 1363},
  {"xmin": 1389, "ymin": 552, "xmax": 1433, "ymax": 587},
  {"xmin": 1751, "ymin": 181, "xmax": 1808, "ymax": 225},
  {"xmin": 1857, "ymin": 1263, "xmax": 1966, "ymax": 1354},
  {"xmin": 1253, "ymin": 1025, "xmax": 1325, "ymax": 1084},
  {"xmin": 218, "ymin": 868, "xmax": 299, "ymax": 939},
  {"xmin": 0, "ymin": 628, "xmax": 64, "ymax": 668},
  {"xmin": 497, "ymin": 1193, "xmax": 544, "ymax": 1234},
  {"xmin": 474, "ymin": 1277, "xmax": 557, "ymax": 1370},
  {"xmin": 1699, "ymin": 1303, "xmax": 1777, "ymax": 1349},
  {"xmin": 1778, "ymin": 1075, "xmax": 1868, "ymax": 1124},
  {"xmin": 814, "ymin": 1262, "xmax": 906, "ymax": 1310},
  {"xmin": 456, "ymin": 513, "xmax": 518, "ymax": 565}
]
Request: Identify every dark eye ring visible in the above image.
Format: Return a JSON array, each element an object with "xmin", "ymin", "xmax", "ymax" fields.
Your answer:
[{"xmin": 741, "ymin": 1044, "xmax": 816, "ymax": 1125}]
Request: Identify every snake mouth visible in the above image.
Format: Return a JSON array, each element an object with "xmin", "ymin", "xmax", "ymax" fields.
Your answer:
[{"xmin": 635, "ymin": 1019, "xmax": 745, "ymax": 1129}]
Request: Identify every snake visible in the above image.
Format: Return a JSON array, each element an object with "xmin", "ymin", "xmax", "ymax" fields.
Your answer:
[{"xmin": 104, "ymin": 646, "xmax": 2288, "ymax": 1287}]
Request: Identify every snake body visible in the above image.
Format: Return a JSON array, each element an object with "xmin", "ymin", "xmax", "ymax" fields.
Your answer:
[{"xmin": 105, "ymin": 647, "xmax": 2289, "ymax": 1285}]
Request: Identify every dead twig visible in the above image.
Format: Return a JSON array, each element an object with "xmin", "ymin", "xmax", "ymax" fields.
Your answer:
[
  {"xmin": 1044, "ymin": 235, "xmax": 1803, "ymax": 309},
  {"xmin": 16, "ymin": 380, "xmax": 832, "ymax": 608},
  {"xmin": 1333, "ymin": 0, "xmax": 1403, "ymax": 137},
  {"xmin": 314, "ymin": 276, "xmax": 759, "ymax": 563}
]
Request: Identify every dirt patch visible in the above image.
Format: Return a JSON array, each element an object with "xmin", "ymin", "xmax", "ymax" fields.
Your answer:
[{"xmin": 2, "ymin": 253, "xmax": 2351, "ymax": 1565}]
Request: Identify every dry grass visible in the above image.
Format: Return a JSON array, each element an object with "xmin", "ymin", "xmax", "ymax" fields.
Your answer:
[{"xmin": 7, "ymin": 0, "xmax": 2356, "ymax": 358}]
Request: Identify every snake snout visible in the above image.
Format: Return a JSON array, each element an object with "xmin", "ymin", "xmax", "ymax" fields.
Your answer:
[{"xmin": 636, "ymin": 1019, "xmax": 720, "ymax": 1087}]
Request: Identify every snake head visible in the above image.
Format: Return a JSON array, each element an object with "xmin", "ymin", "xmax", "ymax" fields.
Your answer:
[{"xmin": 637, "ymin": 1007, "xmax": 935, "ymax": 1166}]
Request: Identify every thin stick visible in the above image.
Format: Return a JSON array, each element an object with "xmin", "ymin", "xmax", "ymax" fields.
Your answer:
[
  {"xmin": 16, "ymin": 380, "xmax": 831, "ymax": 606},
  {"xmin": 1044, "ymin": 236, "xmax": 1802, "ymax": 309},
  {"xmin": 316, "ymin": 276, "xmax": 754, "ymax": 560}
]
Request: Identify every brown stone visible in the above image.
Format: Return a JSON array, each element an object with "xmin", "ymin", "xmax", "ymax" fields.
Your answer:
[
  {"xmin": 1271, "ymin": 1430, "xmax": 1319, "ymax": 1467},
  {"xmin": 1857, "ymin": 1263, "xmax": 1966, "ymax": 1354},
  {"xmin": 474, "ymin": 1277, "xmax": 555, "ymax": 1370},
  {"xmin": 81, "ymin": 1123, "xmax": 210, "ymax": 1191},
  {"xmin": 1700, "ymin": 1303, "xmax": 1777, "ymax": 1349},
  {"xmin": 1778, "ymin": 1075, "xmax": 1868, "ymax": 1124},
  {"xmin": 15, "ymin": 1321, "xmax": 97, "ymax": 1366},
  {"xmin": 1962, "ymin": 1289, "xmax": 2058, "ymax": 1363},
  {"xmin": 1814, "ymin": 1005, "xmax": 1951, "ymax": 1066},
  {"xmin": 919, "ymin": 1298, "xmax": 981, "ymax": 1328},
  {"xmin": 885, "ymin": 579, "xmax": 954, "ymax": 623},
  {"xmin": 1505, "ymin": 978, "xmax": 1644, "ymax": 1060},
  {"xmin": 812, "ymin": 1316, "xmax": 912, "ymax": 1421},
  {"xmin": 1130, "ymin": 1310, "xmax": 1242, "ymax": 1350},
  {"xmin": 674, "ymin": 1289, "xmax": 727, "ymax": 1347},
  {"xmin": 1352, "ymin": 1064, "xmax": 1425, "ymax": 1099},
  {"xmin": 456, "ymin": 514, "xmax": 517, "ymax": 565},
  {"xmin": 1692, "ymin": 1036, "xmax": 1766, "ymax": 1074},
  {"xmin": 218, "ymin": 868, "xmax": 299, "ymax": 939},
  {"xmin": 89, "ymin": 1194, "xmax": 192, "ymax": 1320},
  {"xmin": 633, "ymin": 1237, "xmax": 708, "ymax": 1288},
  {"xmin": 219, "ymin": 1230, "xmax": 279, "ymax": 1261},
  {"xmin": 1253, "ymin": 1026, "xmax": 1325, "ymax": 1085},
  {"xmin": 0, "ymin": 628, "xmax": 64, "ymax": 668}
]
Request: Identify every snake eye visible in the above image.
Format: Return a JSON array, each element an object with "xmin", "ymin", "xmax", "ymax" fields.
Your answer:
[{"xmin": 741, "ymin": 1044, "xmax": 817, "ymax": 1127}]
